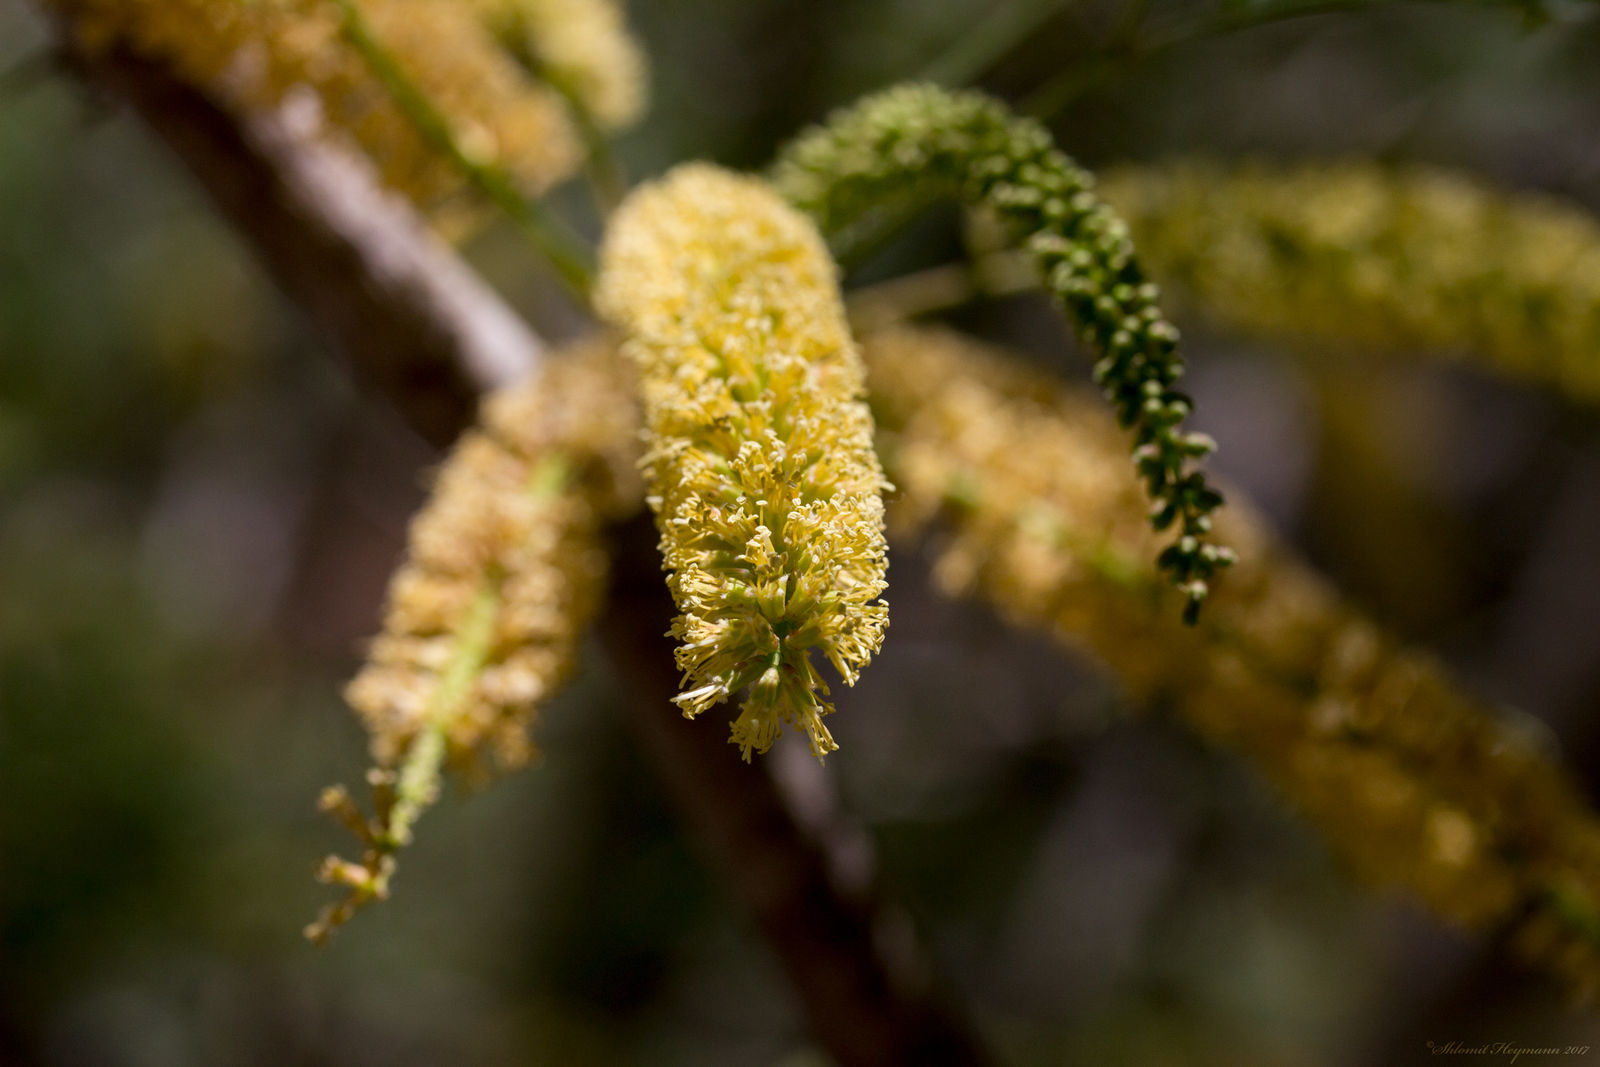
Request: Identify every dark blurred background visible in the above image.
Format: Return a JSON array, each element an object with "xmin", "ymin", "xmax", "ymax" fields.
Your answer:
[{"xmin": 4, "ymin": 0, "xmax": 1600, "ymax": 1063}]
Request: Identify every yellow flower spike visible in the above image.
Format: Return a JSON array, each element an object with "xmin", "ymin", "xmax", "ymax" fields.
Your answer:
[
  {"xmin": 57, "ymin": 0, "xmax": 583, "ymax": 212},
  {"xmin": 596, "ymin": 163, "xmax": 890, "ymax": 761},
  {"xmin": 308, "ymin": 338, "xmax": 639, "ymax": 942},
  {"xmin": 861, "ymin": 323, "xmax": 1600, "ymax": 1002},
  {"xmin": 1100, "ymin": 159, "xmax": 1600, "ymax": 402}
]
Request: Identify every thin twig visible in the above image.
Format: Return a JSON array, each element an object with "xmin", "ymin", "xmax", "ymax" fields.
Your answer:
[
  {"xmin": 1021, "ymin": 0, "xmax": 1498, "ymax": 120},
  {"xmin": 844, "ymin": 249, "xmax": 1037, "ymax": 331},
  {"xmin": 917, "ymin": 0, "xmax": 1078, "ymax": 86},
  {"xmin": 557, "ymin": 87, "xmax": 628, "ymax": 216}
]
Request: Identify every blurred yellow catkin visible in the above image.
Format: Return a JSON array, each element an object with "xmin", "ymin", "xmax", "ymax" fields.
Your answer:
[
  {"xmin": 862, "ymin": 323, "xmax": 1600, "ymax": 999},
  {"xmin": 1101, "ymin": 160, "xmax": 1600, "ymax": 401},
  {"xmin": 308, "ymin": 337, "xmax": 639, "ymax": 941},
  {"xmin": 472, "ymin": 0, "xmax": 647, "ymax": 130},
  {"xmin": 596, "ymin": 164, "xmax": 890, "ymax": 760},
  {"xmin": 56, "ymin": 0, "xmax": 645, "ymax": 211}
]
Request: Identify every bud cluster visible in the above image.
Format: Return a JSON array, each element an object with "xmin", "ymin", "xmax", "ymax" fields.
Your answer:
[{"xmin": 773, "ymin": 84, "xmax": 1233, "ymax": 620}]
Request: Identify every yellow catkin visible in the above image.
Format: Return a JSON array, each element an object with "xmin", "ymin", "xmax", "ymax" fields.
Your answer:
[
  {"xmin": 1100, "ymin": 159, "xmax": 1600, "ymax": 401},
  {"xmin": 59, "ymin": 0, "xmax": 583, "ymax": 211},
  {"xmin": 473, "ymin": 0, "xmax": 648, "ymax": 130},
  {"xmin": 308, "ymin": 337, "xmax": 639, "ymax": 941},
  {"xmin": 347, "ymin": 339, "xmax": 638, "ymax": 773},
  {"xmin": 862, "ymin": 323, "xmax": 1600, "ymax": 1000},
  {"xmin": 595, "ymin": 164, "xmax": 890, "ymax": 760}
]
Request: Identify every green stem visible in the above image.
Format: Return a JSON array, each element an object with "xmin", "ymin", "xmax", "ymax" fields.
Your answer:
[
  {"xmin": 564, "ymin": 93, "xmax": 628, "ymax": 217},
  {"xmin": 327, "ymin": 0, "xmax": 595, "ymax": 301},
  {"xmin": 844, "ymin": 250, "xmax": 1037, "ymax": 328},
  {"xmin": 382, "ymin": 577, "xmax": 501, "ymax": 850},
  {"xmin": 377, "ymin": 458, "xmax": 567, "ymax": 856},
  {"xmin": 1022, "ymin": 0, "xmax": 1475, "ymax": 121},
  {"xmin": 524, "ymin": 453, "xmax": 571, "ymax": 498},
  {"xmin": 917, "ymin": 0, "xmax": 1078, "ymax": 86},
  {"xmin": 1018, "ymin": 51, "xmax": 1127, "ymax": 119}
]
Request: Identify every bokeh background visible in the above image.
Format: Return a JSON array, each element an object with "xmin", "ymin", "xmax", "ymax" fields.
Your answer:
[{"xmin": 5, "ymin": 0, "xmax": 1600, "ymax": 1063}]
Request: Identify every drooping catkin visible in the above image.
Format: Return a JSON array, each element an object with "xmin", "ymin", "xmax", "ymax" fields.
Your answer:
[
  {"xmin": 772, "ymin": 83, "xmax": 1232, "ymax": 622},
  {"xmin": 862, "ymin": 323, "xmax": 1600, "ymax": 1001},
  {"xmin": 1100, "ymin": 159, "xmax": 1600, "ymax": 401},
  {"xmin": 308, "ymin": 338, "xmax": 639, "ymax": 942},
  {"xmin": 595, "ymin": 164, "xmax": 890, "ymax": 761},
  {"xmin": 58, "ymin": 0, "xmax": 587, "ymax": 211}
]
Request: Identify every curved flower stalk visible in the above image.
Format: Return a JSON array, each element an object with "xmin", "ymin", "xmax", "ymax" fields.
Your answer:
[
  {"xmin": 772, "ymin": 83, "xmax": 1232, "ymax": 623},
  {"xmin": 595, "ymin": 164, "xmax": 891, "ymax": 761},
  {"xmin": 56, "ymin": 0, "xmax": 583, "ymax": 211},
  {"xmin": 1101, "ymin": 159, "xmax": 1600, "ymax": 402},
  {"xmin": 307, "ymin": 338, "xmax": 640, "ymax": 942},
  {"xmin": 862, "ymin": 323, "xmax": 1600, "ymax": 1000},
  {"xmin": 473, "ymin": 0, "xmax": 648, "ymax": 131}
]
